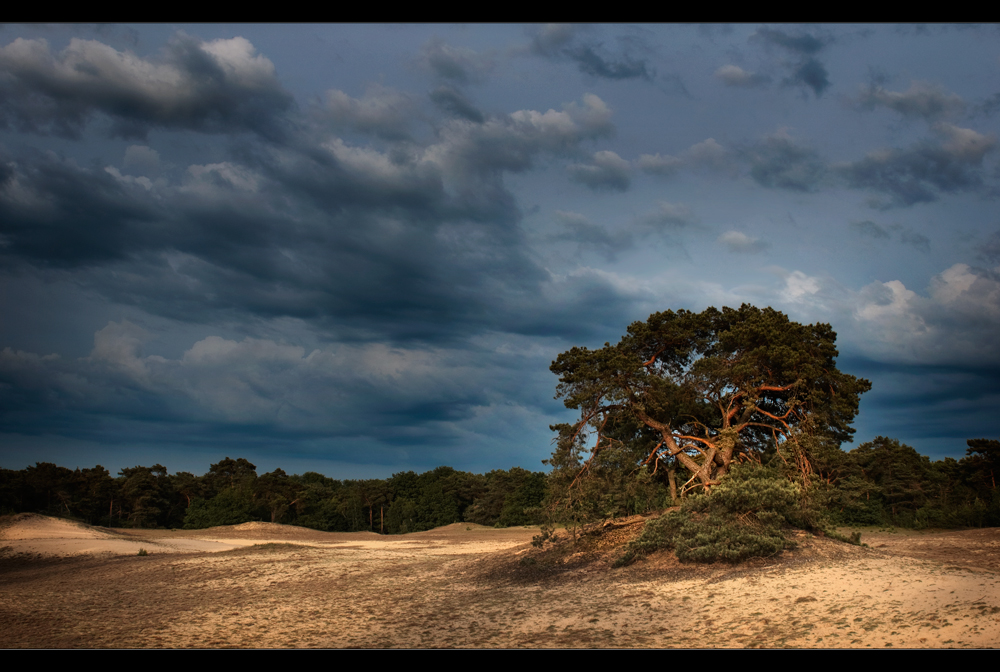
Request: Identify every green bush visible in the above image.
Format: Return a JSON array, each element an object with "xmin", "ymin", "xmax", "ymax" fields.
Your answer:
[{"xmin": 615, "ymin": 463, "xmax": 805, "ymax": 566}]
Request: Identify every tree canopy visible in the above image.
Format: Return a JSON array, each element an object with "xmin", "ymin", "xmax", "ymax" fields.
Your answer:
[{"xmin": 549, "ymin": 304, "xmax": 872, "ymax": 498}]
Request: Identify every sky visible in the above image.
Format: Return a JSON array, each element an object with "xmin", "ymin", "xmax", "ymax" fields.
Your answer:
[{"xmin": 1, "ymin": 24, "xmax": 999, "ymax": 478}]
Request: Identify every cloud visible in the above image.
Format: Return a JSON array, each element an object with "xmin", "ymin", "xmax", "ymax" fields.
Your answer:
[
  {"xmin": 641, "ymin": 201, "xmax": 697, "ymax": 230},
  {"xmin": 320, "ymin": 84, "xmax": 419, "ymax": 139},
  {"xmin": 527, "ymin": 24, "xmax": 654, "ymax": 83},
  {"xmin": 977, "ymin": 92, "xmax": 1000, "ymax": 118},
  {"xmin": 528, "ymin": 24, "xmax": 579, "ymax": 57},
  {"xmin": 852, "ymin": 263, "xmax": 1000, "ymax": 365},
  {"xmin": 781, "ymin": 270, "xmax": 821, "ymax": 301},
  {"xmin": 743, "ymin": 131, "xmax": 826, "ymax": 192},
  {"xmin": 976, "ymin": 231, "xmax": 1000, "ymax": 264},
  {"xmin": 636, "ymin": 152, "xmax": 682, "ymax": 176},
  {"xmin": 851, "ymin": 220, "xmax": 891, "ymax": 239},
  {"xmin": 564, "ymin": 44, "xmax": 652, "ymax": 81},
  {"xmin": 0, "ymin": 151, "xmax": 161, "ymax": 265},
  {"xmin": 754, "ymin": 28, "xmax": 826, "ymax": 55},
  {"xmin": 786, "ymin": 58, "xmax": 831, "ymax": 98},
  {"xmin": 686, "ymin": 138, "xmax": 735, "ymax": 174},
  {"xmin": 549, "ymin": 202, "xmax": 695, "ymax": 261},
  {"xmin": 718, "ymin": 231, "xmax": 768, "ymax": 253},
  {"xmin": 737, "ymin": 262, "xmax": 1000, "ymax": 372},
  {"xmin": 0, "ymin": 89, "xmax": 630, "ymax": 347},
  {"xmin": 429, "ymin": 85, "xmax": 484, "ymax": 123},
  {"xmin": 123, "ymin": 145, "xmax": 160, "ymax": 177},
  {"xmin": 839, "ymin": 123, "xmax": 996, "ymax": 207},
  {"xmin": 567, "ymin": 150, "xmax": 631, "ymax": 191},
  {"xmin": 551, "ymin": 210, "xmax": 632, "ymax": 261},
  {"xmin": 856, "ymin": 81, "xmax": 966, "ymax": 121},
  {"xmin": 751, "ymin": 28, "xmax": 832, "ymax": 97},
  {"xmin": 0, "ymin": 322, "xmax": 504, "ymax": 438},
  {"xmin": 0, "ymin": 34, "xmax": 292, "ymax": 140},
  {"xmin": 638, "ymin": 138, "xmax": 736, "ymax": 179},
  {"xmin": 429, "ymin": 93, "xmax": 614, "ymax": 178},
  {"xmin": 850, "ymin": 220, "xmax": 928, "ymax": 250},
  {"xmin": 418, "ymin": 37, "xmax": 492, "ymax": 84},
  {"xmin": 714, "ymin": 64, "xmax": 770, "ymax": 88},
  {"xmin": 900, "ymin": 230, "xmax": 931, "ymax": 252}
]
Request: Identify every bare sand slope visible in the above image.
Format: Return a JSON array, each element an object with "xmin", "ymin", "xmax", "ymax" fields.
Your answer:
[
  {"xmin": 0, "ymin": 514, "xmax": 529, "ymax": 558},
  {"xmin": 0, "ymin": 514, "xmax": 997, "ymax": 648}
]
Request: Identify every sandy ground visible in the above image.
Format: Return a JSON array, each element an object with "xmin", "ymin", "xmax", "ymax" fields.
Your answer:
[{"xmin": 1, "ymin": 513, "xmax": 998, "ymax": 648}]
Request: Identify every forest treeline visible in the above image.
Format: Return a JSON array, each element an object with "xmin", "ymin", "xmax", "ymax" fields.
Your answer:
[
  {"xmin": 0, "ymin": 459, "xmax": 546, "ymax": 533},
  {"xmin": 0, "ymin": 435, "xmax": 997, "ymax": 533},
  {"xmin": 544, "ymin": 434, "xmax": 1000, "ymax": 532}
]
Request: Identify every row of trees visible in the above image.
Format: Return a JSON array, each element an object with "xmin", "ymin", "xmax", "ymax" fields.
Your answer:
[
  {"xmin": 542, "ymin": 431, "xmax": 1000, "ymax": 531},
  {"xmin": 5, "ymin": 433, "xmax": 994, "ymax": 534},
  {"xmin": 0, "ymin": 458, "xmax": 546, "ymax": 533}
]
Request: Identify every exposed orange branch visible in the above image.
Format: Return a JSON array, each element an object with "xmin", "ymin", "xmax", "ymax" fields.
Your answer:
[
  {"xmin": 758, "ymin": 383, "xmax": 796, "ymax": 393},
  {"xmin": 642, "ymin": 347, "xmax": 666, "ymax": 367}
]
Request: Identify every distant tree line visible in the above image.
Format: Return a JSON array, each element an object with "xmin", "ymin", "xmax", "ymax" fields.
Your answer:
[
  {"xmin": 0, "ymin": 457, "xmax": 547, "ymax": 533},
  {"xmin": 0, "ymin": 436, "xmax": 1000, "ymax": 534},
  {"xmin": 543, "ymin": 432, "xmax": 1000, "ymax": 532},
  {"xmin": 1, "ymin": 436, "xmax": 996, "ymax": 534}
]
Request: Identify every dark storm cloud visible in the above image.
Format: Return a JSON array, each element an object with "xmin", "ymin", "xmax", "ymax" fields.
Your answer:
[
  {"xmin": 743, "ymin": 132, "xmax": 826, "ymax": 192},
  {"xmin": 0, "ymin": 151, "xmax": 162, "ymax": 265},
  {"xmin": 856, "ymin": 81, "xmax": 966, "ymax": 121},
  {"xmin": 838, "ymin": 356, "xmax": 1000, "ymax": 458},
  {"xmin": 839, "ymin": 124, "xmax": 996, "ymax": 207},
  {"xmin": 0, "ymin": 88, "xmax": 624, "ymax": 347},
  {"xmin": 0, "ymin": 266, "xmax": 638, "ymax": 456},
  {"xmin": 0, "ymin": 34, "xmax": 293, "ymax": 140},
  {"xmin": 751, "ymin": 28, "xmax": 832, "ymax": 98},
  {"xmin": 0, "ymin": 321, "xmax": 499, "ymax": 444},
  {"xmin": 429, "ymin": 86, "xmax": 484, "ymax": 123}
]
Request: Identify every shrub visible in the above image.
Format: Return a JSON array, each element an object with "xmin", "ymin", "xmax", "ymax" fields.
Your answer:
[{"xmin": 615, "ymin": 463, "xmax": 805, "ymax": 566}]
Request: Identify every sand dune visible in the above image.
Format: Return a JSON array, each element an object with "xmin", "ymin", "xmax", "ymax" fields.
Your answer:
[{"xmin": 1, "ymin": 514, "xmax": 997, "ymax": 648}]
